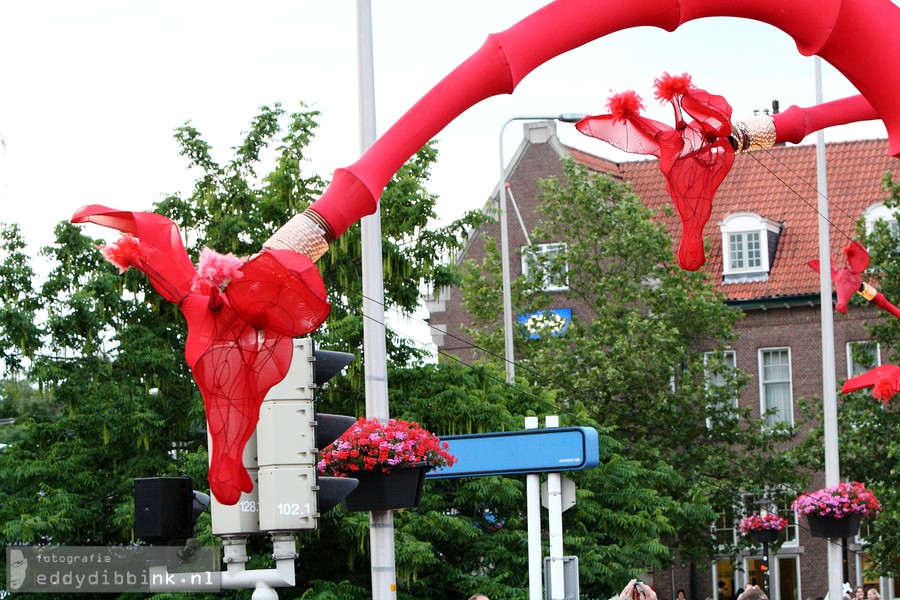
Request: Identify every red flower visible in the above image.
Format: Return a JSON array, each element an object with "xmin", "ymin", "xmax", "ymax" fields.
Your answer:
[
  {"xmin": 318, "ymin": 417, "xmax": 456, "ymax": 477},
  {"xmin": 739, "ymin": 512, "xmax": 789, "ymax": 534}
]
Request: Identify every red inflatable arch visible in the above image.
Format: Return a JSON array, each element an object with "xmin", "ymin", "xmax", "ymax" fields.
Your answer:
[{"xmin": 268, "ymin": 0, "xmax": 900, "ymax": 246}]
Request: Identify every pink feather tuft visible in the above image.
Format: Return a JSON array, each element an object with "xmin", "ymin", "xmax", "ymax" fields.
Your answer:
[
  {"xmin": 653, "ymin": 72, "xmax": 693, "ymax": 101},
  {"xmin": 606, "ymin": 91, "xmax": 645, "ymax": 123},
  {"xmin": 193, "ymin": 248, "xmax": 246, "ymax": 292},
  {"xmin": 99, "ymin": 234, "xmax": 145, "ymax": 274}
]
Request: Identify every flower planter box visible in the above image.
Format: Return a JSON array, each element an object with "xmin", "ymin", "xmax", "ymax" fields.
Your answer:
[
  {"xmin": 341, "ymin": 464, "xmax": 428, "ymax": 512},
  {"xmin": 807, "ymin": 513, "xmax": 861, "ymax": 538},
  {"xmin": 750, "ymin": 529, "xmax": 780, "ymax": 544}
]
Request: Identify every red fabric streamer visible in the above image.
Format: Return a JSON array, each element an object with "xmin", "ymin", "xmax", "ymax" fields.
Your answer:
[
  {"xmin": 842, "ymin": 364, "xmax": 900, "ymax": 405},
  {"xmin": 808, "ymin": 240, "xmax": 870, "ymax": 314},
  {"xmin": 576, "ymin": 73, "xmax": 734, "ymax": 270},
  {"xmin": 808, "ymin": 241, "xmax": 900, "ymax": 405},
  {"xmin": 72, "ymin": 205, "xmax": 330, "ymax": 505}
]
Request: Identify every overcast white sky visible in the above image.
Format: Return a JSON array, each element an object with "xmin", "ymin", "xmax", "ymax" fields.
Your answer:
[{"xmin": 0, "ymin": 1, "xmax": 896, "ymax": 350}]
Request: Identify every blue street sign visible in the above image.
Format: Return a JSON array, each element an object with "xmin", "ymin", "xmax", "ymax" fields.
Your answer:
[{"xmin": 426, "ymin": 427, "xmax": 600, "ymax": 479}]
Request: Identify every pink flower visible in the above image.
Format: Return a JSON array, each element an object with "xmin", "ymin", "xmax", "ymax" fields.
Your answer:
[
  {"xmin": 739, "ymin": 512, "xmax": 789, "ymax": 534},
  {"xmin": 792, "ymin": 482, "xmax": 881, "ymax": 518},
  {"xmin": 317, "ymin": 417, "xmax": 456, "ymax": 477}
]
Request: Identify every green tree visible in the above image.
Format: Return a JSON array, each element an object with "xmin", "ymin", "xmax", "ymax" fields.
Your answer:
[
  {"xmin": 0, "ymin": 103, "xmax": 483, "ymax": 597},
  {"xmin": 299, "ymin": 361, "xmax": 681, "ymax": 600},
  {"xmin": 460, "ymin": 159, "xmax": 803, "ymax": 565}
]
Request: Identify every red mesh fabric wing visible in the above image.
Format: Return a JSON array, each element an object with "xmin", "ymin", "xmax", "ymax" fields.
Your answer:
[
  {"xmin": 71, "ymin": 205, "xmax": 325, "ymax": 504},
  {"xmin": 576, "ymin": 77, "xmax": 735, "ymax": 270},
  {"xmin": 226, "ymin": 249, "xmax": 330, "ymax": 339}
]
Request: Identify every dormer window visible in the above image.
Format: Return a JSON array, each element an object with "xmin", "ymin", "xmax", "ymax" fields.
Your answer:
[{"xmin": 719, "ymin": 213, "xmax": 783, "ymax": 282}]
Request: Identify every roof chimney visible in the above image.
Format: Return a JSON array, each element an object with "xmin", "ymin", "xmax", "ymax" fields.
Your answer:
[{"xmin": 523, "ymin": 120, "xmax": 557, "ymax": 144}]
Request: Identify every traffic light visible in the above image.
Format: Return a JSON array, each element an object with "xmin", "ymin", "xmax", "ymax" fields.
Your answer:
[
  {"xmin": 134, "ymin": 477, "xmax": 210, "ymax": 544},
  {"xmin": 254, "ymin": 337, "xmax": 358, "ymax": 532}
]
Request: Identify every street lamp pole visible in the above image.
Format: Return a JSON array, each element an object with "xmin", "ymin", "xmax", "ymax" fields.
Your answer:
[
  {"xmin": 498, "ymin": 114, "xmax": 586, "ymax": 385},
  {"xmin": 499, "ymin": 113, "xmax": 585, "ymax": 600}
]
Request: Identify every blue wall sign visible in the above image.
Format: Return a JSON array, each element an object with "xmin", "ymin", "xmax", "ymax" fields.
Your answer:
[
  {"xmin": 426, "ymin": 427, "xmax": 600, "ymax": 479},
  {"xmin": 517, "ymin": 308, "xmax": 572, "ymax": 339}
]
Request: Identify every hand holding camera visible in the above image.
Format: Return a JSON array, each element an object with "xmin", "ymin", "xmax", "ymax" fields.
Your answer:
[{"xmin": 620, "ymin": 579, "xmax": 656, "ymax": 600}]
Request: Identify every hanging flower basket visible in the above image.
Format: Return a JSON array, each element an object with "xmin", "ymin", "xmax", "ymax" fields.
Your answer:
[
  {"xmin": 341, "ymin": 462, "xmax": 429, "ymax": 512},
  {"xmin": 317, "ymin": 418, "xmax": 456, "ymax": 512},
  {"xmin": 806, "ymin": 513, "xmax": 862, "ymax": 539},
  {"xmin": 739, "ymin": 512, "xmax": 788, "ymax": 545},
  {"xmin": 792, "ymin": 481, "xmax": 881, "ymax": 539},
  {"xmin": 750, "ymin": 529, "xmax": 780, "ymax": 544}
]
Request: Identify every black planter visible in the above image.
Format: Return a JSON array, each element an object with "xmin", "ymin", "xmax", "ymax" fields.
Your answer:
[
  {"xmin": 750, "ymin": 529, "xmax": 780, "ymax": 544},
  {"xmin": 341, "ymin": 463, "xmax": 428, "ymax": 512},
  {"xmin": 807, "ymin": 513, "xmax": 862, "ymax": 538}
]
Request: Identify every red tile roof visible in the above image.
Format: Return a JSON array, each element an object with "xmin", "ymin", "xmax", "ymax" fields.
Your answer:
[{"xmin": 566, "ymin": 139, "xmax": 898, "ymax": 302}]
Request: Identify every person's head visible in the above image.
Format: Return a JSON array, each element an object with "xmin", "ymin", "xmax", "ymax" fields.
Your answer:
[
  {"xmin": 678, "ymin": 589, "xmax": 686, "ymax": 600},
  {"xmin": 737, "ymin": 585, "xmax": 769, "ymax": 600},
  {"xmin": 866, "ymin": 589, "xmax": 880, "ymax": 600},
  {"xmin": 468, "ymin": 595, "xmax": 489, "ymax": 600},
  {"xmin": 855, "ymin": 588, "xmax": 865, "ymax": 599}
]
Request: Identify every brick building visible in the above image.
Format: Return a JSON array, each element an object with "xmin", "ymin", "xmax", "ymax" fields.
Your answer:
[{"xmin": 425, "ymin": 121, "xmax": 898, "ymax": 600}]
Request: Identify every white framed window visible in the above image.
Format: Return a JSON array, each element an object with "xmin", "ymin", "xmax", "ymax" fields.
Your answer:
[
  {"xmin": 704, "ymin": 350, "xmax": 738, "ymax": 427},
  {"xmin": 719, "ymin": 213, "xmax": 782, "ymax": 279},
  {"xmin": 759, "ymin": 347, "xmax": 793, "ymax": 427},
  {"xmin": 847, "ymin": 340, "xmax": 881, "ymax": 378},
  {"xmin": 705, "ymin": 350, "xmax": 737, "ymax": 389},
  {"xmin": 863, "ymin": 202, "xmax": 900, "ymax": 238},
  {"xmin": 522, "ymin": 242, "xmax": 568, "ymax": 292},
  {"xmin": 729, "ymin": 231, "xmax": 762, "ymax": 271},
  {"xmin": 713, "ymin": 508, "xmax": 738, "ymax": 550}
]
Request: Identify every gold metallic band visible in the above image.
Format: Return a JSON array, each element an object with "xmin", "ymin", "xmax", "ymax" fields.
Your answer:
[
  {"xmin": 730, "ymin": 116, "xmax": 777, "ymax": 153},
  {"xmin": 263, "ymin": 209, "xmax": 331, "ymax": 262},
  {"xmin": 859, "ymin": 282, "xmax": 878, "ymax": 301}
]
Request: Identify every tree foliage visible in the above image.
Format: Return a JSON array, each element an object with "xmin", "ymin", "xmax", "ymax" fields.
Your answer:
[
  {"xmin": 459, "ymin": 158, "xmax": 805, "ymax": 565},
  {"xmin": 0, "ymin": 103, "xmax": 483, "ymax": 598},
  {"xmin": 303, "ymin": 362, "xmax": 681, "ymax": 600}
]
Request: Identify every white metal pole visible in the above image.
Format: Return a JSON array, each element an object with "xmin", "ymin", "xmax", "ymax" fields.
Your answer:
[
  {"xmin": 357, "ymin": 3, "xmax": 396, "ymax": 600},
  {"xmin": 525, "ymin": 416, "xmax": 542, "ymax": 600},
  {"xmin": 499, "ymin": 119, "xmax": 517, "ymax": 385},
  {"xmin": 545, "ymin": 416, "xmax": 565, "ymax": 600},
  {"xmin": 814, "ymin": 55, "xmax": 843, "ymax": 600}
]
